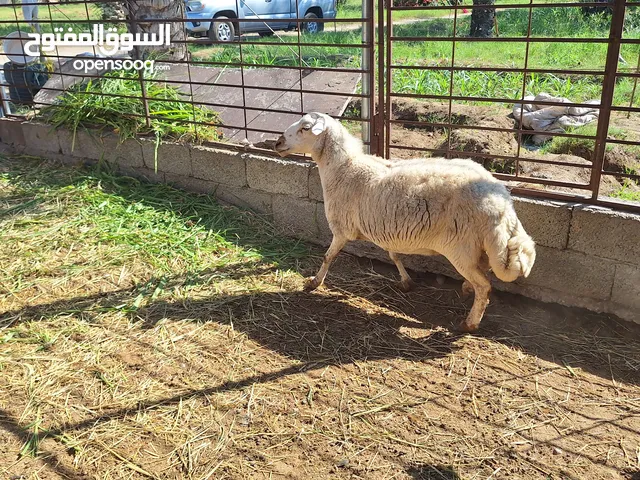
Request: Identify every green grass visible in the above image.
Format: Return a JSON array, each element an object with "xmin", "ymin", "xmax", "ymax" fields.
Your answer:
[
  {"xmin": 0, "ymin": 154, "xmax": 308, "ymax": 309},
  {"xmin": 39, "ymin": 70, "xmax": 223, "ymax": 146},
  {"xmin": 0, "ymin": 3, "xmax": 101, "ymax": 38},
  {"xmin": 540, "ymin": 124, "xmax": 640, "ymax": 157},
  {"xmin": 611, "ymin": 180, "xmax": 640, "ymax": 201}
]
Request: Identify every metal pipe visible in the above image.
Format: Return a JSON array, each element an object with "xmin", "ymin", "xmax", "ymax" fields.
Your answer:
[{"xmin": 361, "ymin": 0, "xmax": 372, "ymax": 153}]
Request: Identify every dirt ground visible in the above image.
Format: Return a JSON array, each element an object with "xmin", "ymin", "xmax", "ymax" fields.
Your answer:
[
  {"xmin": 2, "ymin": 254, "xmax": 640, "ymax": 479},
  {"xmin": 386, "ymin": 99, "xmax": 640, "ymax": 198},
  {"xmin": 1, "ymin": 153, "xmax": 640, "ymax": 480}
]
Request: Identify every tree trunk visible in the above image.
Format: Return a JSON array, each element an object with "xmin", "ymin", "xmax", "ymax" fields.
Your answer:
[
  {"xmin": 124, "ymin": 0, "xmax": 188, "ymax": 61},
  {"xmin": 470, "ymin": 0, "xmax": 496, "ymax": 38}
]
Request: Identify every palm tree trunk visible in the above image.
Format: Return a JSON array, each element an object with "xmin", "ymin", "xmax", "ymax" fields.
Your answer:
[
  {"xmin": 124, "ymin": 0, "xmax": 188, "ymax": 61},
  {"xmin": 470, "ymin": 0, "xmax": 496, "ymax": 38}
]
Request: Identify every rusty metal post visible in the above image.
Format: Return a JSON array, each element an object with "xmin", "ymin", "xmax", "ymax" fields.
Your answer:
[
  {"xmin": 376, "ymin": 0, "xmax": 385, "ymax": 156},
  {"xmin": 590, "ymin": 0, "xmax": 626, "ymax": 199},
  {"xmin": 125, "ymin": 3, "xmax": 152, "ymax": 129},
  {"xmin": 362, "ymin": 0, "xmax": 373, "ymax": 153}
]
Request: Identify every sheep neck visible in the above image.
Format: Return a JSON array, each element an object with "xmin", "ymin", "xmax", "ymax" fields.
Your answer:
[
  {"xmin": 312, "ymin": 125, "xmax": 381, "ymax": 203},
  {"xmin": 312, "ymin": 125, "xmax": 363, "ymax": 170}
]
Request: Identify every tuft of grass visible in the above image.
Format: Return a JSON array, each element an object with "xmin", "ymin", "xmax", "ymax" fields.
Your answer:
[
  {"xmin": 540, "ymin": 124, "xmax": 640, "ymax": 158},
  {"xmin": 39, "ymin": 70, "xmax": 223, "ymax": 146},
  {"xmin": 610, "ymin": 179, "xmax": 640, "ymax": 201}
]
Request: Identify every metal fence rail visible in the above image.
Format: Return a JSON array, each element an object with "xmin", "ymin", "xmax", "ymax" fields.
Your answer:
[
  {"xmin": 1, "ymin": 0, "xmax": 639, "ymax": 212},
  {"xmin": 384, "ymin": 0, "xmax": 640, "ymax": 212}
]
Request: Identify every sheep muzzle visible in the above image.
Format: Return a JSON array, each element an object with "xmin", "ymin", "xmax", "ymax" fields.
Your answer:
[{"xmin": 274, "ymin": 136, "xmax": 288, "ymax": 156}]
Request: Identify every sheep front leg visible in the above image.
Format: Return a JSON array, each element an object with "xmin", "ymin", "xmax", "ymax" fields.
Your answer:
[
  {"xmin": 304, "ymin": 236, "xmax": 348, "ymax": 291},
  {"xmin": 389, "ymin": 252, "xmax": 416, "ymax": 292},
  {"xmin": 462, "ymin": 253, "xmax": 490, "ymax": 298}
]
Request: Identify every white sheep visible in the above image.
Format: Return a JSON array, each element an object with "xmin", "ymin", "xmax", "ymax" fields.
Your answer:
[{"xmin": 274, "ymin": 113, "xmax": 536, "ymax": 332}]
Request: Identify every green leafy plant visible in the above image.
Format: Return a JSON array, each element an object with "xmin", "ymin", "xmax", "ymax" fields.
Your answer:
[{"xmin": 40, "ymin": 70, "xmax": 223, "ymax": 146}]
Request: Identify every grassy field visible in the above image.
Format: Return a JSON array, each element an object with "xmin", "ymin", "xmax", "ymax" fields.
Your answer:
[
  {"xmin": 2, "ymin": 155, "xmax": 640, "ymax": 479},
  {"xmin": 187, "ymin": 5, "xmax": 640, "ymax": 107},
  {"xmin": 0, "ymin": 2, "xmax": 101, "ymax": 38}
]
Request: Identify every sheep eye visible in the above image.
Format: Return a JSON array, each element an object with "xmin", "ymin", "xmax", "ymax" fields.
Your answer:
[{"xmin": 301, "ymin": 124, "xmax": 311, "ymax": 131}]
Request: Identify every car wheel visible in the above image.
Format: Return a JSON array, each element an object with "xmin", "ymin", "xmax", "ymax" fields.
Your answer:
[
  {"xmin": 302, "ymin": 12, "xmax": 323, "ymax": 34},
  {"xmin": 208, "ymin": 16, "xmax": 235, "ymax": 42}
]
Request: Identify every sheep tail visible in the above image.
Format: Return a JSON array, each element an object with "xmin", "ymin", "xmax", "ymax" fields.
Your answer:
[{"xmin": 485, "ymin": 215, "xmax": 536, "ymax": 283}]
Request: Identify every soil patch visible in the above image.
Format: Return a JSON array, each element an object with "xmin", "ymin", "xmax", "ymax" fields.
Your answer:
[{"xmin": 386, "ymin": 98, "xmax": 640, "ymax": 198}]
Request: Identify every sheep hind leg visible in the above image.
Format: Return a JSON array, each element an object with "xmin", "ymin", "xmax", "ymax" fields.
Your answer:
[
  {"xmin": 304, "ymin": 235, "xmax": 348, "ymax": 291},
  {"xmin": 449, "ymin": 258, "xmax": 491, "ymax": 333},
  {"xmin": 389, "ymin": 252, "xmax": 415, "ymax": 292}
]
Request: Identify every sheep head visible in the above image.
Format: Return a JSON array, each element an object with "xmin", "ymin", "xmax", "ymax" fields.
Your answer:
[{"xmin": 274, "ymin": 113, "xmax": 330, "ymax": 157}]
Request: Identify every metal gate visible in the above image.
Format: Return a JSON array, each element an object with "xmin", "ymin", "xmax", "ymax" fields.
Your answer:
[{"xmin": 374, "ymin": 0, "xmax": 640, "ymax": 212}]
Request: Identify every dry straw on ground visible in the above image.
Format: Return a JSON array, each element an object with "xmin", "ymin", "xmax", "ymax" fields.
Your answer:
[{"xmin": 1, "ymin": 155, "xmax": 639, "ymax": 480}]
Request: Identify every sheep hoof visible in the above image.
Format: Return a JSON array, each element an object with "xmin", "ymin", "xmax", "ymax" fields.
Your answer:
[
  {"xmin": 398, "ymin": 279, "xmax": 416, "ymax": 293},
  {"xmin": 461, "ymin": 281, "xmax": 474, "ymax": 298},
  {"xmin": 457, "ymin": 320, "xmax": 479, "ymax": 334},
  {"xmin": 303, "ymin": 276, "xmax": 321, "ymax": 291}
]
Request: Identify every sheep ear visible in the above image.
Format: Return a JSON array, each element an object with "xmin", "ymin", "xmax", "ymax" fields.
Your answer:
[{"xmin": 311, "ymin": 117, "xmax": 326, "ymax": 136}]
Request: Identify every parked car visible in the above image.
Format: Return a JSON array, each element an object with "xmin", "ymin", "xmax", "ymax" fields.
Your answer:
[{"xmin": 185, "ymin": 0, "xmax": 337, "ymax": 42}]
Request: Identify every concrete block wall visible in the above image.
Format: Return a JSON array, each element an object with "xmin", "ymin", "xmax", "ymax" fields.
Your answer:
[{"xmin": 3, "ymin": 118, "xmax": 639, "ymax": 324}]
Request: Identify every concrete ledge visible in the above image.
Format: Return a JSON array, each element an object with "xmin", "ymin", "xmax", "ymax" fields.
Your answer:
[
  {"xmin": 20, "ymin": 122, "xmax": 61, "ymax": 155},
  {"xmin": 611, "ymin": 263, "xmax": 640, "ymax": 311},
  {"xmin": 165, "ymin": 172, "xmax": 217, "ymax": 195},
  {"xmin": 4, "ymin": 118, "xmax": 640, "ymax": 325},
  {"xmin": 514, "ymin": 245, "xmax": 616, "ymax": 301},
  {"xmin": 143, "ymin": 140, "xmax": 191, "ymax": 176},
  {"xmin": 513, "ymin": 197, "xmax": 572, "ymax": 250},
  {"xmin": 569, "ymin": 205, "xmax": 640, "ymax": 264},
  {"xmin": 118, "ymin": 166, "xmax": 166, "ymax": 184},
  {"xmin": 113, "ymin": 139, "xmax": 144, "ymax": 169},
  {"xmin": 247, "ymin": 155, "xmax": 311, "ymax": 197},
  {"xmin": 309, "ymin": 166, "xmax": 324, "ymax": 201},
  {"xmin": 217, "ymin": 184, "xmax": 273, "ymax": 215},
  {"xmin": 273, "ymin": 194, "xmax": 319, "ymax": 240},
  {"xmin": 192, "ymin": 146, "xmax": 246, "ymax": 187},
  {"xmin": 0, "ymin": 118, "xmax": 26, "ymax": 146}
]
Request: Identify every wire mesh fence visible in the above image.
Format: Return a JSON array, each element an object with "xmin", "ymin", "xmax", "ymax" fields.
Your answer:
[
  {"xmin": 1, "ymin": 0, "xmax": 639, "ymax": 211},
  {"xmin": 385, "ymin": 0, "xmax": 640, "ymax": 211}
]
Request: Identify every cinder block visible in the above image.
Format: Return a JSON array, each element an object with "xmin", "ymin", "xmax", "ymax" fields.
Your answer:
[
  {"xmin": 112, "ymin": 138, "xmax": 144, "ymax": 169},
  {"xmin": 611, "ymin": 263, "xmax": 640, "ymax": 311},
  {"xmin": 246, "ymin": 155, "xmax": 310, "ymax": 197},
  {"xmin": 607, "ymin": 304, "xmax": 639, "ymax": 325},
  {"xmin": 516, "ymin": 245, "xmax": 615, "ymax": 301},
  {"xmin": 191, "ymin": 146, "xmax": 246, "ymax": 187},
  {"xmin": 316, "ymin": 203, "xmax": 333, "ymax": 244},
  {"xmin": 273, "ymin": 194, "xmax": 319, "ymax": 240},
  {"xmin": 404, "ymin": 253, "xmax": 462, "ymax": 280},
  {"xmin": 343, "ymin": 240, "xmax": 389, "ymax": 263},
  {"xmin": 142, "ymin": 139, "xmax": 191, "ymax": 176},
  {"xmin": 569, "ymin": 205, "xmax": 640, "ymax": 263},
  {"xmin": 496, "ymin": 281, "xmax": 608, "ymax": 315},
  {"xmin": 57, "ymin": 128, "xmax": 75, "ymax": 157},
  {"xmin": 308, "ymin": 166, "xmax": 324, "ymax": 201},
  {"xmin": 165, "ymin": 173, "xmax": 216, "ymax": 195},
  {"xmin": 215, "ymin": 185, "xmax": 273, "ymax": 214},
  {"xmin": 513, "ymin": 196, "xmax": 573, "ymax": 250},
  {"xmin": 118, "ymin": 166, "xmax": 165, "ymax": 184},
  {"xmin": 0, "ymin": 118, "xmax": 25, "ymax": 146},
  {"xmin": 77, "ymin": 130, "xmax": 106, "ymax": 160},
  {"xmin": 21, "ymin": 122, "xmax": 60, "ymax": 155},
  {"xmin": 58, "ymin": 128, "xmax": 113, "ymax": 161}
]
